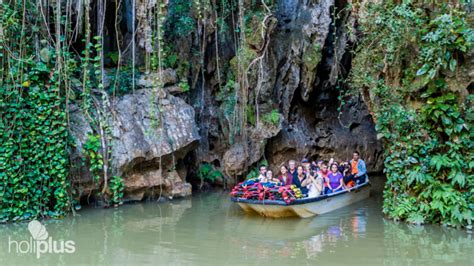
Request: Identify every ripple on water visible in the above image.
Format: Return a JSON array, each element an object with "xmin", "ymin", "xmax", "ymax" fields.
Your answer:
[{"xmin": 0, "ymin": 178, "xmax": 472, "ymax": 265}]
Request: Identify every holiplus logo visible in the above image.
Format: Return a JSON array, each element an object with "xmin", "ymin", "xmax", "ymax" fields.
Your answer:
[{"xmin": 8, "ymin": 220, "xmax": 76, "ymax": 258}]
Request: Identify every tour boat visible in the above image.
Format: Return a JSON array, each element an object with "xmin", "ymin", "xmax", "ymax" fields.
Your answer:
[{"xmin": 231, "ymin": 182, "xmax": 371, "ymax": 218}]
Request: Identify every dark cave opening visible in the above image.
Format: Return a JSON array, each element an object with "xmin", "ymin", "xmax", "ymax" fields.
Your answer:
[{"xmin": 68, "ymin": 1, "xmax": 132, "ymax": 67}]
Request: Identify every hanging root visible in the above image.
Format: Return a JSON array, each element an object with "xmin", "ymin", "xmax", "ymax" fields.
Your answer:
[{"xmin": 244, "ymin": 13, "xmax": 277, "ymax": 128}]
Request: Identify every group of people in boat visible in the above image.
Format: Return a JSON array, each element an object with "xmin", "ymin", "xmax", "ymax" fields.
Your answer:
[{"xmin": 257, "ymin": 151, "xmax": 368, "ymax": 198}]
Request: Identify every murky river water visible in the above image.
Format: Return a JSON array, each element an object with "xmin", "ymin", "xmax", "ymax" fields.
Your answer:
[{"xmin": 0, "ymin": 177, "xmax": 472, "ymax": 265}]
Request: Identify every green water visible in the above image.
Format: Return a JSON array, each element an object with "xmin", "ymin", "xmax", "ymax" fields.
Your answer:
[{"xmin": 0, "ymin": 178, "xmax": 472, "ymax": 265}]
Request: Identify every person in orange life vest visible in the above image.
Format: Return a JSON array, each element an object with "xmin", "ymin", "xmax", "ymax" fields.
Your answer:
[
  {"xmin": 349, "ymin": 151, "xmax": 368, "ymax": 184},
  {"xmin": 318, "ymin": 163, "xmax": 330, "ymax": 179},
  {"xmin": 341, "ymin": 162, "xmax": 355, "ymax": 187}
]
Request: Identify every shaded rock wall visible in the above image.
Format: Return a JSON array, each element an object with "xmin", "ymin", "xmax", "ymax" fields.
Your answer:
[
  {"xmin": 264, "ymin": 0, "xmax": 383, "ymax": 171},
  {"xmin": 193, "ymin": 0, "xmax": 384, "ymax": 180}
]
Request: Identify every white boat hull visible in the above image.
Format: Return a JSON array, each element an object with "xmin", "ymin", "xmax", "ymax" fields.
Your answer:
[{"xmin": 234, "ymin": 184, "xmax": 371, "ymax": 218}]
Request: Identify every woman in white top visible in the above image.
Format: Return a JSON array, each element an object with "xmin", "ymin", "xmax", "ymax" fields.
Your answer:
[{"xmin": 303, "ymin": 163, "xmax": 323, "ymax": 197}]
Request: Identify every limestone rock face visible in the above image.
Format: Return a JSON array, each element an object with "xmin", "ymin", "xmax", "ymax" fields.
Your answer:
[
  {"xmin": 270, "ymin": 0, "xmax": 333, "ymax": 111},
  {"xmin": 110, "ymin": 89, "xmax": 199, "ymax": 174},
  {"xmin": 195, "ymin": 0, "xmax": 384, "ymax": 178},
  {"xmin": 222, "ymin": 117, "xmax": 283, "ymax": 177},
  {"xmin": 262, "ymin": 0, "xmax": 383, "ymax": 171},
  {"xmin": 223, "ymin": 144, "xmax": 247, "ymax": 177},
  {"xmin": 123, "ymin": 170, "xmax": 192, "ymax": 201},
  {"xmin": 69, "ymin": 89, "xmax": 199, "ymax": 202},
  {"xmin": 266, "ymin": 95, "xmax": 384, "ymax": 174},
  {"xmin": 137, "ymin": 69, "xmax": 178, "ymax": 87}
]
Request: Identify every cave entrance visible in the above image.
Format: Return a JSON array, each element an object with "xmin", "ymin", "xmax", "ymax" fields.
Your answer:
[{"xmin": 69, "ymin": 0, "xmax": 132, "ymax": 68}]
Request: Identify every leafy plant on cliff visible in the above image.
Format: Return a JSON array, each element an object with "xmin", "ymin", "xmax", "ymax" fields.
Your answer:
[
  {"xmin": 109, "ymin": 175, "xmax": 124, "ymax": 206},
  {"xmin": 107, "ymin": 65, "xmax": 141, "ymax": 96},
  {"xmin": 0, "ymin": 0, "xmax": 127, "ymax": 221},
  {"xmin": 0, "ymin": 2, "xmax": 72, "ymax": 222},
  {"xmin": 350, "ymin": 1, "xmax": 473, "ymax": 227},
  {"xmin": 165, "ymin": 0, "xmax": 195, "ymax": 38},
  {"xmin": 82, "ymin": 134, "xmax": 104, "ymax": 186},
  {"xmin": 303, "ymin": 43, "xmax": 322, "ymax": 72},
  {"xmin": 262, "ymin": 109, "xmax": 280, "ymax": 126},
  {"xmin": 197, "ymin": 163, "xmax": 224, "ymax": 189}
]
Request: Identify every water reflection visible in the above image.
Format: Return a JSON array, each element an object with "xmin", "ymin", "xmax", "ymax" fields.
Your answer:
[
  {"xmin": 0, "ymin": 186, "xmax": 472, "ymax": 265},
  {"xmin": 350, "ymin": 209, "xmax": 367, "ymax": 236},
  {"xmin": 383, "ymin": 220, "xmax": 473, "ymax": 265}
]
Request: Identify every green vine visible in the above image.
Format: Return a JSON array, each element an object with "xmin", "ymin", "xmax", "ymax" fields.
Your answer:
[
  {"xmin": 262, "ymin": 109, "xmax": 280, "ymax": 125},
  {"xmin": 197, "ymin": 163, "xmax": 223, "ymax": 189},
  {"xmin": 350, "ymin": 1, "xmax": 473, "ymax": 227},
  {"xmin": 109, "ymin": 175, "xmax": 124, "ymax": 206},
  {"xmin": 0, "ymin": 1, "xmax": 71, "ymax": 222},
  {"xmin": 82, "ymin": 134, "xmax": 103, "ymax": 186}
]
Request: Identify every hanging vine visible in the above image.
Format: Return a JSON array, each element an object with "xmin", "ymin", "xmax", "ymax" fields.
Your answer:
[
  {"xmin": 0, "ymin": 0, "xmax": 72, "ymax": 221},
  {"xmin": 350, "ymin": 1, "xmax": 473, "ymax": 227}
]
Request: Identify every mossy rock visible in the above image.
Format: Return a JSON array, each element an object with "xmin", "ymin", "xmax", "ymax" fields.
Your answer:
[
  {"xmin": 229, "ymin": 46, "xmax": 257, "ymax": 77},
  {"xmin": 245, "ymin": 14, "xmax": 265, "ymax": 50},
  {"xmin": 302, "ymin": 42, "xmax": 322, "ymax": 71}
]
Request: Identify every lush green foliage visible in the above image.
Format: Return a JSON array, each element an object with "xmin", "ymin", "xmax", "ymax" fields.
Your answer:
[
  {"xmin": 165, "ymin": 0, "xmax": 196, "ymax": 37},
  {"xmin": 107, "ymin": 65, "xmax": 141, "ymax": 96},
  {"xmin": 109, "ymin": 175, "xmax": 124, "ymax": 205},
  {"xmin": 262, "ymin": 109, "xmax": 280, "ymax": 125},
  {"xmin": 351, "ymin": 1, "xmax": 473, "ymax": 227},
  {"xmin": 247, "ymin": 103, "xmax": 256, "ymax": 126},
  {"xmin": 197, "ymin": 163, "xmax": 223, "ymax": 184},
  {"xmin": 0, "ymin": 0, "xmax": 128, "ymax": 221},
  {"xmin": 0, "ymin": 2, "xmax": 72, "ymax": 221},
  {"xmin": 82, "ymin": 134, "xmax": 104, "ymax": 186}
]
